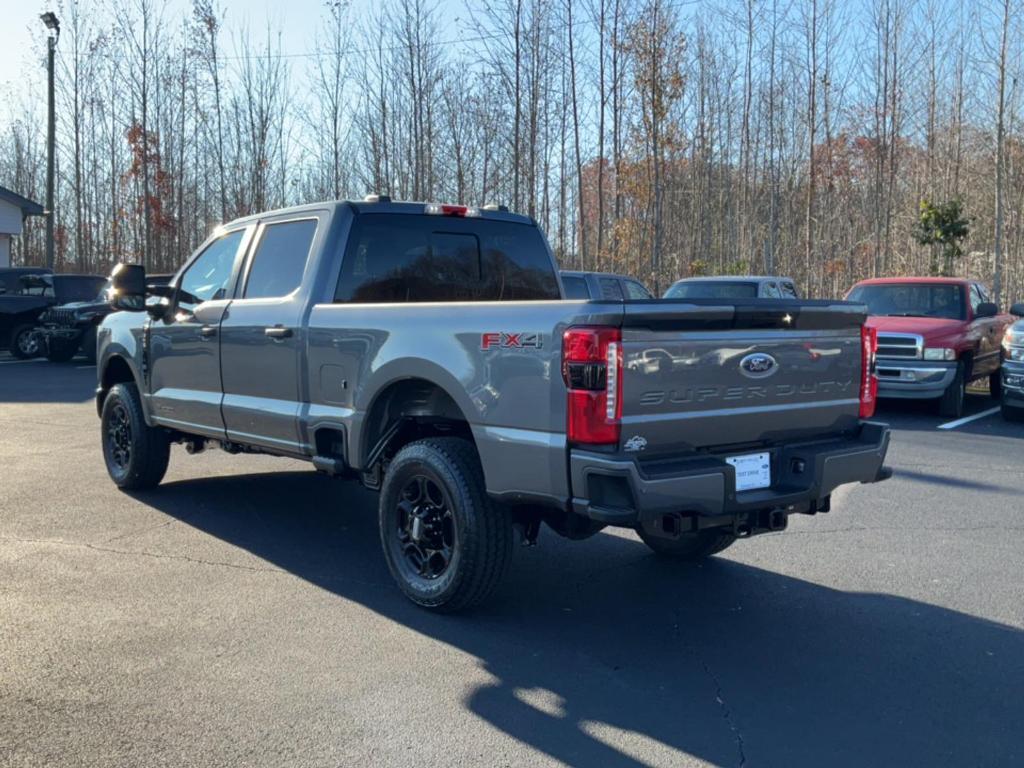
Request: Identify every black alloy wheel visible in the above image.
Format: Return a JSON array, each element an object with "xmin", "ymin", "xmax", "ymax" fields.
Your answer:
[
  {"xmin": 106, "ymin": 401, "xmax": 133, "ymax": 473},
  {"xmin": 11, "ymin": 325, "xmax": 40, "ymax": 358},
  {"xmin": 392, "ymin": 473, "xmax": 458, "ymax": 581}
]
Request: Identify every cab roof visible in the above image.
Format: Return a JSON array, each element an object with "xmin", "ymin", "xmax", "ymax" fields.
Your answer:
[{"xmin": 226, "ymin": 199, "xmax": 534, "ymax": 227}]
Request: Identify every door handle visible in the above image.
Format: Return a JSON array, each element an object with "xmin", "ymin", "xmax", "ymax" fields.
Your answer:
[
  {"xmin": 265, "ymin": 326, "xmax": 293, "ymax": 339},
  {"xmin": 199, "ymin": 325, "xmax": 217, "ymax": 338}
]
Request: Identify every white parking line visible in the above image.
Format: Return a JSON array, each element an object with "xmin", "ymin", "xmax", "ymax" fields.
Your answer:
[{"xmin": 937, "ymin": 406, "xmax": 1001, "ymax": 430}]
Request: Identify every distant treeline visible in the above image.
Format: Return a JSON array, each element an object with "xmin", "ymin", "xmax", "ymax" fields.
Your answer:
[{"xmin": 1, "ymin": 0, "xmax": 1022, "ymax": 302}]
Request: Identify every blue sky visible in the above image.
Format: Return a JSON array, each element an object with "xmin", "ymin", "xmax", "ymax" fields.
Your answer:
[{"xmin": 1, "ymin": 0, "xmax": 475, "ymax": 108}]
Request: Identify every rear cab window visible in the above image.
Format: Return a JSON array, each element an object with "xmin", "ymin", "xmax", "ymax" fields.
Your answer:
[
  {"xmin": 665, "ymin": 281, "xmax": 759, "ymax": 299},
  {"xmin": 624, "ymin": 280, "xmax": 651, "ymax": 300},
  {"xmin": 334, "ymin": 214, "xmax": 560, "ymax": 303},
  {"xmin": 561, "ymin": 276, "xmax": 589, "ymax": 299},
  {"xmin": 599, "ymin": 278, "xmax": 624, "ymax": 300}
]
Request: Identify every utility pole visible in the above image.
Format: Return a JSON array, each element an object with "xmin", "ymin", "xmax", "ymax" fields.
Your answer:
[{"xmin": 41, "ymin": 12, "xmax": 60, "ymax": 271}]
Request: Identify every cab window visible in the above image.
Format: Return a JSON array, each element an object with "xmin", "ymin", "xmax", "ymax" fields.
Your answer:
[
  {"xmin": 624, "ymin": 280, "xmax": 652, "ymax": 300},
  {"xmin": 243, "ymin": 219, "xmax": 318, "ymax": 299},
  {"xmin": 561, "ymin": 276, "xmax": 589, "ymax": 299},
  {"xmin": 599, "ymin": 278, "xmax": 624, "ymax": 300},
  {"xmin": 969, "ymin": 284, "xmax": 983, "ymax": 315},
  {"xmin": 178, "ymin": 230, "xmax": 245, "ymax": 312}
]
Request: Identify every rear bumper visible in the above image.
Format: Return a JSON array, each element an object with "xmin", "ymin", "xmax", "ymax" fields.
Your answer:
[
  {"xmin": 875, "ymin": 360, "xmax": 955, "ymax": 399},
  {"xmin": 569, "ymin": 421, "xmax": 890, "ymax": 528}
]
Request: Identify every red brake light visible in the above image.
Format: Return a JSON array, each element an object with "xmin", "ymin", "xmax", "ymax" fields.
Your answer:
[
  {"xmin": 860, "ymin": 325, "xmax": 878, "ymax": 418},
  {"xmin": 562, "ymin": 326, "xmax": 622, "ymax": 445},
  {"xmin": 424, "ymin": 203, "xmax": 481, "ymax": 217}
]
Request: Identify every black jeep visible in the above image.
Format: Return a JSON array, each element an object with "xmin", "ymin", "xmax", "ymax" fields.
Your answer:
[
  {"xmin": 36, "ymin": 273, "xmax": 171, "ymax": 362},
  {"xmin": 0, "ymin": 272, "xmax": 104, "ymax": 359}
]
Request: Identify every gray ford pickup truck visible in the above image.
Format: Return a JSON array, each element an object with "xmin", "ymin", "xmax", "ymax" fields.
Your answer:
[{"xmin": 97, "ymin": 198, "xmax": 891, "ymax": 611}]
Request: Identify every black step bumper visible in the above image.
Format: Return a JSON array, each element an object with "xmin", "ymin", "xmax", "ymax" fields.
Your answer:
[{"xmin": 569, "ymin": 421, "xmax": 891, "ymax": 530}]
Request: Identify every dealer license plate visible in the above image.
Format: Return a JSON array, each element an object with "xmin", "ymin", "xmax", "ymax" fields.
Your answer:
[{"xmin": 726, "ymin": 452, "xmax": 771, "ymax": 492}]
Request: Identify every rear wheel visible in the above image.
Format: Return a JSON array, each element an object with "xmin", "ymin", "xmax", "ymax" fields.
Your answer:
[
  {"xmin": 938, "ymin": 361, "xmax": 966, "ymax": 418},
  {"xmin": 638, "ymin": 528, "xmax": 737, "ymax": 561},
  {"xmin": 379, "ymin": 437, "xmax": 514, "ymax": 612},
  {"xmin": 101, "ymin": 382, "xmax": 170, "ymax": 489},
  {"xmin": 10, "ymin": 324, "xmax": 40, "ymax": 359}
]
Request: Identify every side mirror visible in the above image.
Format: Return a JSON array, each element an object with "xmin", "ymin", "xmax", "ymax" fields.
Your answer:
[
  {"xmin": 975, "ymin": 302, "xmax": 999, "ymax": 319},
  {"xmin": 109, "ymin": 263, "xmax": 147, "ymax": 311},
  {"xmin": 1011, "ymin": 302, "xmax": 1024, "ymax": 317}
]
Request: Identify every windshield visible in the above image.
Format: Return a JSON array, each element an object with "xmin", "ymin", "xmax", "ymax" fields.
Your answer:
[
  {"xmin": 847, "ymin": 283, "xmax": 965, "ymax": 320},
  {"xmin": 664, "ymin": 281, "xmax": 758, "ymax": 299},
  {"xmin": 16, "ymin": 276, "xmax": 53, "ymax": 297}
]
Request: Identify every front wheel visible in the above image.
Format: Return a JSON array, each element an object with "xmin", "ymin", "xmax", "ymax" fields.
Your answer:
[
  {"xmin": 379, "ymin": 437, "xmax": 514, "ymax": 612},
  {"xmin": 10, "ymin": 324, "xmax": 41, "ymax": 359},
  {"xmin": 101, "ymin": 382, "xmax": 170, "ymax": 489},
  {"xmin": 938, "ymin": 361, "xmax": 966, "ymax": 418},
  {"xmin": 638, "ymin": 528, "xmax": 737, "ymax": 561},
  {"xmin": 989, "ymin": 369, "xmax": 1003, "ymax": 401}
]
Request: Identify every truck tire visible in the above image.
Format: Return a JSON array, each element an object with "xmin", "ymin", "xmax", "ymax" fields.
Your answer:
[
  {"xmin": 9, "ymin": 324, "xmax": 41, "ymax": 359},
  {"xmin": 100, "ymin": 382, "xmax": 170, "ymax": 490},
  {"xmin": 379, "ymin": 437, "xmax": 513, "ymax": 612},
  {"xmin": 45, "ymin": 339, "xmax": 78, "ymax": 362},
  {"xmin": 80, "ymin": 326, "xmax": 98, "ymax": 364},
  {"xmin": 989, "ymin": 369, "xmax": 1003, "ymax": 401},
  {"xmin": 938, "ymin": 361, "xmax": 966, "ymax": 419},
  {"xmin": 637, "ymin": 529, "xmax": 736, "ymax": 560}
]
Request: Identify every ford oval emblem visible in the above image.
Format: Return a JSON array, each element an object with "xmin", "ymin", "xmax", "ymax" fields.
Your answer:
[{"xmin": 739, "ymin": 352, "xmax": 778, "ymax": 379}]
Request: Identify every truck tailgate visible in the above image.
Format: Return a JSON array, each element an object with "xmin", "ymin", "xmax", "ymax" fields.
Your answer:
[{"xmin": 619, "ymin": 301, "xmax": 866, "ymax": 455}]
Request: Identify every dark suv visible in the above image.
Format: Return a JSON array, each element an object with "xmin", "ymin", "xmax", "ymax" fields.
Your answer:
[
  {"xmin": 0, "ymin": 273, "xmax": 106, "ymax": 358},
  {"xmin": 37, "ymin": 273, "xmax": 171, "ymax": 363}
]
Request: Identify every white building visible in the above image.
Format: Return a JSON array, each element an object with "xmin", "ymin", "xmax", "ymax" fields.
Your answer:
[{"xmin": 0, "ymin": 186, "xmax": 45, "ymax": 268}]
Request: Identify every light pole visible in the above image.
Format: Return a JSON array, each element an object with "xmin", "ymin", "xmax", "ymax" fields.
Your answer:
[{"xmin": 40, "ymin": 11, "xmax": 59, "ymax": 271}]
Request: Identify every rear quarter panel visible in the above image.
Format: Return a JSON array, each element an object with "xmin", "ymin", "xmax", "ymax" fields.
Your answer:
[{"xmin": 304, "ymin": 300, "xmax": 616, "ymax": 503}]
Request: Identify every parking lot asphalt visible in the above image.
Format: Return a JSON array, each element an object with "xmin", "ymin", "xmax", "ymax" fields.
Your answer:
[{"xmin": 1, "ymin": 352, "xmax": 1022, "ymax": 768}]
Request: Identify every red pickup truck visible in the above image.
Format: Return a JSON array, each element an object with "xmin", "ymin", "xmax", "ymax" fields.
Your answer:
[{"xmin": 846, "ymin": 277, "xmax": 1014, "ymax": 418}]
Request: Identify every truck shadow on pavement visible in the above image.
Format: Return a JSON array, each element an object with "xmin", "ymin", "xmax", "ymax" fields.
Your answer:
[{"xmin": 137, "ymin": 470, "xmax": 1023, "ymax": 768}]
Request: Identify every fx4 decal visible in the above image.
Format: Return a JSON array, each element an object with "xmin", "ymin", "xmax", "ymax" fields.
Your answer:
[{"xmin": 481, "ymin": 332, "xmax": 544, "ymax": 350}]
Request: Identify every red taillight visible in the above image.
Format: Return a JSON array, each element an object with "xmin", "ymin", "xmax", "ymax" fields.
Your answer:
[
  {"xmin": 860, "ymin": 325, "xmax": 878, "ymax": 419},
  {"xmin": 562, "ymin": 326, "xmax": 622, "ymax": 445}
]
